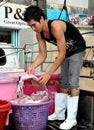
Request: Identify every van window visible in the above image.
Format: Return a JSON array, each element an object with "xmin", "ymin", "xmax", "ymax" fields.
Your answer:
[
  {"xmin": 0, "ymin": 48, "xmax": 6, "ymax": 66},
  {"xmin": 0, "ymin": 31, "xmax": 11, "ymax": 43}
]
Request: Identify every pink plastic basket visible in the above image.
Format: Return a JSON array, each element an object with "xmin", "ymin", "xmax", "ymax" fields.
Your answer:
[
  {"xmin": 23, "ymin": 73, "xmax": 60, "ymax": 115},
  {"xmin": 0, "ymin": 74, "xmax": 19, "ymax": 125},
  {"xmin": 46, "ymin": 85, "xmax": 60, "ymax": 115},
  {"xmin": 11, "ymin": 100, "xmax": 51, "ymax": 130}
]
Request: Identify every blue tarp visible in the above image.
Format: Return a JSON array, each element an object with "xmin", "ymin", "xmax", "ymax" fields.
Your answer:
[
  {"xmin": 47, "ymin": 9, "xmax": 68, "ymax": 21},
  {"xmin": 46, "ymin": 9, "xmax": 88, "ymax": 22}
]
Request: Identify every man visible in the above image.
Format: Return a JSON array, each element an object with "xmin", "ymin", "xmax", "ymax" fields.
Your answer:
[{"xmin": 24, "ymin": 5, "xmax": 86, "ymax": 130}]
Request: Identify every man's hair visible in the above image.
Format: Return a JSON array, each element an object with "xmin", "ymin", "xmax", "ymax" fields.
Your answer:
[{"xmin": 24, "ymin": 5, "xmax": 45, "ymax": 22}]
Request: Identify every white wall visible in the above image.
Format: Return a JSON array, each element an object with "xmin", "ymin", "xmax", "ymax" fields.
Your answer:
[{"xmin": 19, "ymin": 28, "xmax": 33, "ymax": 69}]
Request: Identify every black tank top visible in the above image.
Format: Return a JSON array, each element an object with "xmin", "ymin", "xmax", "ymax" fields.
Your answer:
[{"xmin": 41, "ymin": 20, "xmax": 86, "ymax": 57}]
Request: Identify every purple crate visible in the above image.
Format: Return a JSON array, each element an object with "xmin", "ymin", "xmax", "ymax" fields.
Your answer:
[{"xmin": 11, "ymin": 100, "xmax": 51, "ymax": 130}]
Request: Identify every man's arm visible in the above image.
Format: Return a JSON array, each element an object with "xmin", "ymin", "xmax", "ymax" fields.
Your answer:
[
  {"xmin": 26, "ymin": 33, "xmax": 47, "ymax": 74},
  {"xmin": 38, "ymin": 20, "xmax": 66, "ymax": 85},
  {"xmin": 47, "ymin": 20, "xmax": 66, "ymax": 75}
]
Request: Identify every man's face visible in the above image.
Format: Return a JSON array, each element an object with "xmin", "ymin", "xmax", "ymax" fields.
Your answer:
[{"xmin": 27, "ymin": 17, "xmax": 44, "ymax": 33}]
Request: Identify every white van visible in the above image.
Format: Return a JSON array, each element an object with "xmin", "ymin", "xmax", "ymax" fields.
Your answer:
[{"xmin": 0, "ymin": 43, "xmax": 20, "ymax": 71}]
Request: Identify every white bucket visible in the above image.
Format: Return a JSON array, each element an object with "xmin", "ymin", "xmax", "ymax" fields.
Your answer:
[{"xmin": 0, "ymin": 43, "xmax": 20, "ymax": 69}]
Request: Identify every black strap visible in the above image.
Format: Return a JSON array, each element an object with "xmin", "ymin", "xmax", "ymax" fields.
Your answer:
[{"xmin": 58, "ymin": 0, "xmax": 70, "ymax": 22}]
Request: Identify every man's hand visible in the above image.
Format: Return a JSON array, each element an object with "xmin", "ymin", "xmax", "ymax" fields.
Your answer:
[
  {"xmin": 26, "ymin": 64, "xmax": 35, "ymax": 74},
  {"xmin": 37, "ymin": 72, "xmax": 51, "ymax": 86}
]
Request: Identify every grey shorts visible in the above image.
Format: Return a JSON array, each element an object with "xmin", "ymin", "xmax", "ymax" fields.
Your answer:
[{"xmin": 59, "ymin": 51, "xmax": 85, "ymax": 89}]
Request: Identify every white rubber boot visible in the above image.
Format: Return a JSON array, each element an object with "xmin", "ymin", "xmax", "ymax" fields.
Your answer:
[
  {"xmin": 59, "ymin": 95, "xmax": 79, "ymax": 129},
  {"xmin": 48, "ymin": 93, "xmax": 67, "ymax": 121}
]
